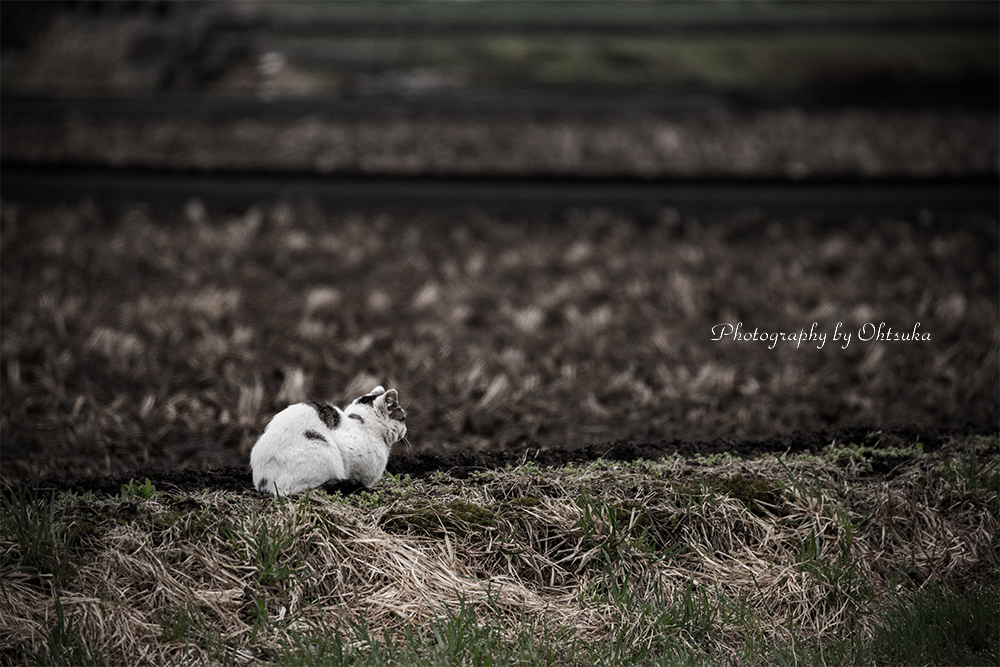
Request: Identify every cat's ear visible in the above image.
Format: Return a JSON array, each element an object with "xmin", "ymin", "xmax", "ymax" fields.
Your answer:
[
  {"xmin": 375, "ymin": 389, "xmax": 397, "ymax": 412},
  {"xmin": 381, "ymin": 389, "xmax": 405, "ymax": 422},
  {"xmin": 370, "ymin": 386, "xmax": 385, "ymax": 396}
]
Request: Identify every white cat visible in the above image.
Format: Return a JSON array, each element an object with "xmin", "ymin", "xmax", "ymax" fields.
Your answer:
[{"xmin": 250, "ymin": 385, "xmax": 406, "ymax": 496}]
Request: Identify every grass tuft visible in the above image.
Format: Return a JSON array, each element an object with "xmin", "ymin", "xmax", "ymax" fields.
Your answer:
[
  {"xmin": 869, "ymin": 585, "xmax": 1000, "ymax": 666},
  {"xmin": 118, "ymin": 478, "xmax": 158, "ymax": 501},
  {"xmin": 20, "ymin": 595, "xmax": 107, "ymax": 667},
  {"xmin": 0, "ymin": 482, "xmax": 78, "ymax": 587}
]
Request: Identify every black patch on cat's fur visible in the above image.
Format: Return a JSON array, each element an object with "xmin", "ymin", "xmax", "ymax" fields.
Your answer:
[
  {"xmin": 303, "ymin": 429, "xmax": 328, "ymax": 443},
  {"xmin": 355, "ymin": 394, "xmax": 377, "ymax": 405},
  {"xmin": 258, "ymin": 478, "xmax": 269, "ymax": 493},
  {"xmin": 306, "ymin": 401, "xmax": 341, "ymax": 429},
  {"xmin": 348, "ymin": 413, "xmax": 365, "ymax": 424}
]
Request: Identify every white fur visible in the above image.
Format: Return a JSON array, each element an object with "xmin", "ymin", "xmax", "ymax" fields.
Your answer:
[{"xmin": 250, "ymin": 385, "xmax": 406, "ymax": 496}]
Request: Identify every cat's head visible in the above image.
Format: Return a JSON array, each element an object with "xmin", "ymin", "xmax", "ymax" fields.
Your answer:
[{"xmin": 346, "ymin": 385, "xmax": 407, "ymax": 446}]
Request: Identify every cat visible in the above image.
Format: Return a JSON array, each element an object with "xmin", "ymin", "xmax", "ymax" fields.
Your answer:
[{"xmin": 250, "ymin": 385, "xmax": 406, "ymax": 496}]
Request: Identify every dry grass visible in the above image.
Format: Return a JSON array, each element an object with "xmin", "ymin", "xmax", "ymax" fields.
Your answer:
[
  {"xmin": 1, "ymin": 438, "xmax": 997, "ymax": 665},
  {"xmin": 1, "ymin": 202, "xmax": 997, "ymax": 479}
]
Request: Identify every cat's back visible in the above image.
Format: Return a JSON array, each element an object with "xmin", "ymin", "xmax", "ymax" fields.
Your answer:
[
  {"xmin": 253, "ymin": 403, "xmax": 317, "ymax": 449},
  {"xmin": 250, "ymin": 402, "xmax": 345, "ymax": 495},
  {"xmin": 268, "ymin": 402, "xmax": 325, "ymax": 431}
]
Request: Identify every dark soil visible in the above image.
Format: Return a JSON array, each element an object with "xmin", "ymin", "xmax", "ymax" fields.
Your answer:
[
  {"xmin": 2, "ymin": 202, "xmax": 997, "ymax": 483},
  {"xmin": 26, "ymin": 425, "xmax": 995, "ymax": 498}
]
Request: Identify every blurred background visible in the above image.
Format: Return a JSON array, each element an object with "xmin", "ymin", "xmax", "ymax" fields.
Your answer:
[
  {"xmin": 1, "ymin": 1, "xmax": 997, "ymax": 479},
  {"xmin": 2, "ymin": 0, "xmax": 997, "ymax": 104},
  {"xmin": 2, "ymin": 0, "xmax": 998, "ymax": 178}
]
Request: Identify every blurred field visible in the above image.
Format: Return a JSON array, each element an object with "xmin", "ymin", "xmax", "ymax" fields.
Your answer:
[
  {"xmin": 1, "ymin": 1, "xmax": 998, "ymax": 484},
  {"xmin": 2, "ymin": 202, "xmax": 996, "ymax": 480},
  {"xmin": 268, "ymin": 30, "xmax": 999, "ymax": 100},
  {"xmin": 1, "ymin": 0, "xmax": 996, "ymax": 103},
  {"xmin": 5, "ymin": 109, "xmax": 996, "ymax": 180}
]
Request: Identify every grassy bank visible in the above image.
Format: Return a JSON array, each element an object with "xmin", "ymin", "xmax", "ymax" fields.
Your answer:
[{"xmin": 2, "ymin": 435, "xmax": 997, "ymax": 666}]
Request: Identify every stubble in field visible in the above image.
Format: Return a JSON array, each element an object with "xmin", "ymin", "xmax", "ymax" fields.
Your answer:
[{"xmin": 1, "ymin": 202, "xmax": 997, "ymax": 479}]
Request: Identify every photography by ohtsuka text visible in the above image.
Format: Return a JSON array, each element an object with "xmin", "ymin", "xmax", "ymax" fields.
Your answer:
[{"xmin": 710, "ymin": 322, "xmax": 930, "ymax": 350}]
